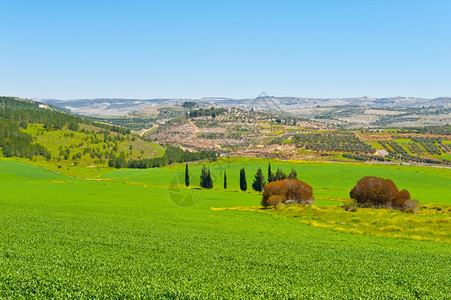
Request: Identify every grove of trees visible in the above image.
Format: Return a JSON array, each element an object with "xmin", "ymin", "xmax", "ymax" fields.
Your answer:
[
  {"xmin": 293, "ymin": 132, "xmax": 376, "ymax": 154},
  {"xmin": 0, "ymin": 118, "xmax": 51, "ymax": 159}
]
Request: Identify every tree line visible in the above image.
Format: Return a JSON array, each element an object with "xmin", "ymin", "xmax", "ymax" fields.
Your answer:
[
  {"xmin": 187, "ymin": 162, "xmax": 299, "ymax": 192},
  {"xmin": 109, "ymin": 145, "xmax": 218, "ymax": 169},
  {"xmin": 189, "ymin": 107, "xmax": 226, "ymax": 118}
]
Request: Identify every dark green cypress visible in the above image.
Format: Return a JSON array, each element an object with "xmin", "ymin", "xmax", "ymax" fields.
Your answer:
[
  {"xmin": 224, "ymin": 171, "xmax": 227, "ymax": 190},
  {"xmin": 200, "ymin": 165, "xmax": 213, "ymax": 189},
  {"xmin": 185, "ymin": 163, "xmax": 190, "ymax": 187},
  {"xmin": 268, "ymin": 162, "xmax": 275, "ymax": 182},
  {"xmin": 252, "ymin": 167, "xmax": 266, "ymax": 192},
  {"xmin": 240, "ymin": 168, "xmax": 247, "ymax": 191}
]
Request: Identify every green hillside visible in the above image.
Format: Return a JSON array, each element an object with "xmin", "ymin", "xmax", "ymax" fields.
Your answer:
[{"xmin": 0, "ymin": 96, "xmax": 164, "ymax": 176}]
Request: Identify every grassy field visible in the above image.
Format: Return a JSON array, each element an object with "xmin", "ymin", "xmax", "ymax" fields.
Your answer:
[
  {"xmin": 0, "ymin": 159, "xmax": 450, "ymax": 298},
  {"xmin": 217, "ymin": 204, "xmax": 450, "ymax": 243},
  {"xmin": 102, "ymin": 157, "xmax": 451, "ymax": 205}
]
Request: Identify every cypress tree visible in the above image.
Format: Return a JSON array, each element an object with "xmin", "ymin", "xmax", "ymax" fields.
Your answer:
[
  {"xmin": 240, "ymin": 168, "xmax": 247, "ymax": 191},
  {"xmin": 200, "ymin": 165, "xmax": 208, "ymax": 188},
  {"xmin": 224, "ymin": 171, "xmax": 227, "ymax": 189},
  {"xmin": 252, "ymin": 167, "xmax": 266, "ymax": 192},
  {"xmin": 200, "ymin": 165, "xmax": 213, "ymax": 189},
  {"xmin": 206, "ymin": 169, "xmax": 213, "ymax": 189},
  {"xmin": 185, "ymin": 163, "xmax": 189, "ymax": 187},
  {"xmin": 268, "ymin": 162, "xmax": 275, "ymax": 182}
]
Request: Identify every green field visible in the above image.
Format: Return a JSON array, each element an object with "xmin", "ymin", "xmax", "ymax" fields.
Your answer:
[
  {"xmin": 103, "ymin": 157, "xmax": 451, "ymax": 205},
  {"xmin": 1, "ymin": 159, "xmax": 450, "ymax": 298}
]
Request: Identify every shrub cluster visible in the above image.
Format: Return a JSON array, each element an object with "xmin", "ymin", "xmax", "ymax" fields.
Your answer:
[
  {"xmin": 350, "ymin": 176, "xmax": 418, "ymax": 212},
  {"xmin": 262, "ymin": 179, "xmax": 314, "ymax": 207}
]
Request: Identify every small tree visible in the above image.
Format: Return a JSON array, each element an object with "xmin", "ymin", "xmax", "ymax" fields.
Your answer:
[
  {"xmin": 268, "ymin": 163, "xmax": 275, "ymax": 182},
  {"xmin": 200, "ymin": 165, "xmax": 207, "ymax": 188},
  {"xmin": 224, "ymin": 171, "xmax": 227, "ymax": 190},
  {"xmin": 240, "ymin": 168, "xmax": 247, "ymax": 191},
  {"xmin": 185, "ymin": 163, "xmax": 189, "ymax": 187},
  {"xmin": 200, "ymin": 165, "xmax": 213, "ymax": 189},
  {"xmin": 206, "ymin": 169, "xmax": 213, "ymax": 189},
  {"xmin": 288, "ymin": 168, "xmax": 297, "ymax": 179},
  {"xmin": 252, "ymin": 167, "xmax": 266, "ymax": 192},
  {"xmin": 275, "ymin": 168, "xmax": 287, "ymax": 181}
]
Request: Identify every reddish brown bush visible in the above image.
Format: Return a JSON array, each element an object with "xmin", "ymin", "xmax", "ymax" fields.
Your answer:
[
  {"xmin": 266, "ymin": 195, "xmax": 285, "ymax": 207},
  {"xmin": 262, "ymin": 179, "xmax": 314, "ymax": 207},
  {"xmin": 392, "ymin": 189, "xmax": 411, "ymax": 208},
  {"xmin": 350, "ymin": 176, "xmax": 417, "ymax": 212},
  {"xmin": 350, "ymin": 176, "xmax": 398, "ymax": 207}
]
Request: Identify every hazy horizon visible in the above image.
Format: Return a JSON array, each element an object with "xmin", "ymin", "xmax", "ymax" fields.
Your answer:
[{"xmin": 31, "ymin": 94, "xmax": 450, "ymax": 101}]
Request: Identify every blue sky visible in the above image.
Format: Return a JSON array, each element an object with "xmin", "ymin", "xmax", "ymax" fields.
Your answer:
[{"xmin": 1, "ymin": 0, "xmax": 450, "ymax": 99}]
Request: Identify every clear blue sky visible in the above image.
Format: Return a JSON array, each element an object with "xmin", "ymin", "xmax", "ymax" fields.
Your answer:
[{"xmin": 1, "ymin": 0, "xmax": 450, "ymax": 99}]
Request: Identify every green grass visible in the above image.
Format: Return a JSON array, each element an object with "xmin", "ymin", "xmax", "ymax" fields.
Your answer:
[
  {"xmin": 102, "ymin": 157, "xmax": 451, "ymax": 205},
  {"xmin": 255, "ymin": 203, "xmax": 451, "ymax": 243},
  {"xmin": 370, "ymin": 141, "xmax": 385, "ymax": 149},
  {"xmin": 437, "ymin": 153, "xmax": 451, "ymax": 160},
  {"xmin": 1, "ymin": 159, "xmax": 450, "ymax": 298},
  {"xmin": 395, "ymin": 138, "xmax": 412, "ymax": 144}
]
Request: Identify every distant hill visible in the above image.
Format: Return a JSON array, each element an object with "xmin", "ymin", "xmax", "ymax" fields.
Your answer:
[{"xmin": 41, "ymin": 96, "xmax": 451, "ymax": 116}]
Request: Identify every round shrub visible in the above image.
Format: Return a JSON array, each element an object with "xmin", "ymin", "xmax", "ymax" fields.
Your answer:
[
  {"xmin": 350, "ymin": 176, "xmax": 398, "ymax": 207},
  {"xmin": 262, "ymin": 179, "xmax": 314, "ymax": 207},
  {"xmin": 350, "ymin": 176, "xmax": 417, "ymax": 212}
]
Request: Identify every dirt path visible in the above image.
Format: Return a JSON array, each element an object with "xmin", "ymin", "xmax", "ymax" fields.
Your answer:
[{"xmin": 140, "ymin": 125, "xmax": 158, "ymax": 137}]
